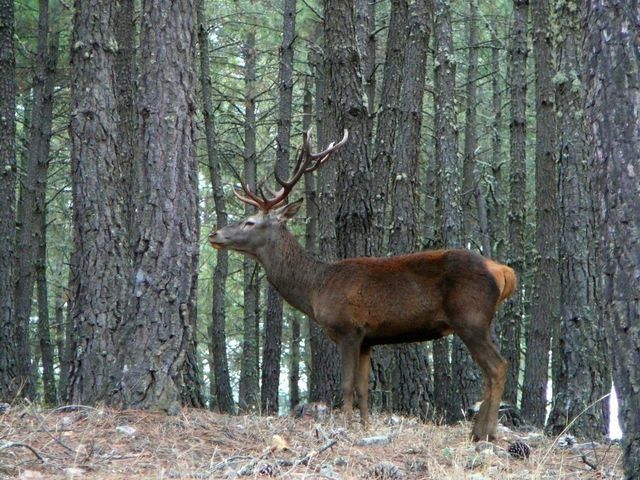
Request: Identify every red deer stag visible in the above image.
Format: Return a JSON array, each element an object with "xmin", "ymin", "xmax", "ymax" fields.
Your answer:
[{"xmin": 209, "ymin": 130, "xmax": 516, "ymax": 441}]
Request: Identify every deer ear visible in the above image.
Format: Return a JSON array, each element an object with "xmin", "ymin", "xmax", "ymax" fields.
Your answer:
[{"xmin": 275, "ymin": 198, "xmax": 303, "ymax": 223}]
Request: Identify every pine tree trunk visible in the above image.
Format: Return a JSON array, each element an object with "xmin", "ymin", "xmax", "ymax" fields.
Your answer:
[
  {"xmin": 196, "ymin": 0, "xmax": 234, "ymax": 414},
  {"xmin": 521, "ymin": 0, "xmax": 558, "ymax": 426},
  {"xmin": 324, "ymin": 0, "xmax": 373, "ymax": 260},
  {"xmin": 583, "ymin": 1, "xmax": 640, "ymax": 474},
  {"xmin": 0, "ymin": 0, "xmax": 18, "ymax": 400},
  {"xmin": 502, "ymin": 0, "xmax": 529, "ymax": 406},
  {"xmin": 546, "ymin": 0, "xmax": 610, "ymax": 438},
  {"xmin": 309, "ymin": 26, "xmax": 341, "ymax": 408},
  {"xmin": 261, "ymin": 0, "xmax": 297, "ymax": 415},
  {"xmin": 115, "ymin": 0, "xmax": 199, "ymax": 411},
  {"xmin": 114, "ymin": 0, "xmax": 137, "ymax": 242},
  {"xmin": 34, "ymin": 20, "xmax": 59, "ymax": 406},
  {"xmin": 385, "ymin": 0, "xmax": 434, "ymax": 419},
  {"xmin": 13, "ymin": 0, "xmax": 57, "ymax": 400},
  {"xmin": 369, "ymin": 0, "xmax": 408, "ymax": 415},
  {"xmin": 433, "ymin": 0, "xmax": 463, "ymax": 423},
  {"xmin": 68, "ymin": 0, "xmax": 130, "ymax": 404},
  {"xmin": 238, "ymin": 27, "xmax": 261, "ymax": 412}
]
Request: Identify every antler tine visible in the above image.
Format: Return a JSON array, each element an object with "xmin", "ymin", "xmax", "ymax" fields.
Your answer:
[
  {"xmin": 235, "ymin": 129, "xmax": 349, "ymax": 212},
  {"xmin": 233, "ymin": 187, "xmax": 263, "ymax": 210}
]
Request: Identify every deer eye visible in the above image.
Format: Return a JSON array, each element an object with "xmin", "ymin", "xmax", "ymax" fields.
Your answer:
[{"xmin": 243, "ymin": 220, "xmax": 256, "ymax": 228}]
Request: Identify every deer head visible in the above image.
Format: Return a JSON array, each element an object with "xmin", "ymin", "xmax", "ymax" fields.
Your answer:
[{"xmin": 208, "ymin": 129, "xmax": 348, "ymax": 255}]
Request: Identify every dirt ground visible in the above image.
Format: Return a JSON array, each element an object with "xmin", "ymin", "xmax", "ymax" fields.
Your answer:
[{"xmin": 0, "ymin": 404, "xmax": 623, "ymax": 479}]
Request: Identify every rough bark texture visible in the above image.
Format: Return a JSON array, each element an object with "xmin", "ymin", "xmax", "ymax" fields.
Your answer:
[
  {"xmin": 238, "ymin": 27, "xmax": 261, "ymax": 412},
  {"xmin": 310, "ymin": 24, "xmax": 342, "ymax": 408},
  {"xmin": 521, "ymin": 0, "xmax": 558, "ymax": 426},
  {"xmin": 196, "ymin": 0, "xmax": 234, "ymax": 414},
  {"xmin": 324, "ymin": 0, "xmax": 373, "ymax": 260},
  {"xmin": 0, "ymin": 0, "xmax": 18, "ymax": 400},
  {"xmin": 461, "ymin": 0, "xmax": 479, "ymax": 245},
  {"xmin": 68, "ymin": 0, "xmax": 130, "ymax": 404},
  {"xmin": 368, "ymin": 0, "xmax": 408, "ymax": 411},
  {"xmin": 115, "ymin": 0, "xmax": 199, "ymax": 412},
  {"xmin": 34, "ymin": 14, "xmax": 59, "ymax": 405},
  {"xmin": 432, "ymin": 0, "xmax": 461, "ymax": 422},
  {"xmin": 15, "ymin": 0, "xmax": 58, "ymax": 400},
  {"xmin": 370, "ymin": 0, "xmax": 407, "ymax": 254},
  {"xmin": 114, "ymin": 0, "xmax": 137, "ymax": 242},
  {"xmin": 502, "ymin": 0, "xmax": 529, "ymax": 406},
  {"xmin": 451, "ymin": 0, "xmax": 484, "ymax": 414},
  {"xmin": 546, "ymin": 0, "xmax": 610, "ymax": 438},
  {"xmin": 583, "ymin": 1, "xmax": 640, "ymax": 474},
  {"xmin": 384, "ymin": 0, "xmax": 434, "ymax": 419},
  {"xmin": 261, "ymin": 0, "xmax": 297, "ymax": 415}
]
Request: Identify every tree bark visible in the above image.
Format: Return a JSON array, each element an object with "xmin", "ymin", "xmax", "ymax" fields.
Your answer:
[
  {"xmin": 309, "ymin": 25, "xmax": 342, "ymax": 408},
  {"xmin": 546, "ymin": 0, "xmax": 610, "ymax": 438},
  {"xmin": 324, "ymin": 0, "xmax": 373, "ymax": 260},
  {"xmin": 583, "ymin": 1, "xmax": 640, "ymax": 474},
  {"xmin": 196, "ymin": 0, "xmax": 234, "ymax": 414},
  {"xmin": 521, "ymin": 0, "xmax": 558, "ymax": 426},
  {"xmin": 114, "ymin": 0, "xmax": 138, "ymax": 243},
  {"xmin": 502, "ymin": 0, "xmax": 529, "ymax": 406},
  {"xmin": 238, "ymin": 26, "xmax": 261, "ymax": 412},
  {"xmin": 115, "ymin": 0, "xmax": 199, "ymax": 412},
  {"xmin": 34, "ymin": 19, "xmax": 60, "ymax": 406},
  {"xmin": 0, "ymin": 0, "xmax": 18, "ymax": 400},
  {"xmin": 433, "ymin": 0, "xmax": 464, "ymax": 423},
  {"xmin": 68, "ymin": 0, "xmax": 130, "ymax": 405},
  {"xmin": 386, "ymin": 0, "xmax": 433, "ymax": 419},
  {"xmin": 261, "ymin": 0, "xmax": 297, "ymax": 415}
]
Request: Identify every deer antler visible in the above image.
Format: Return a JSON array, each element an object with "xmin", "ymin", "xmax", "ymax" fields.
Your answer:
[{"xmin": 234, "ymin": 129, "xmax": 349, "ymax": 212}]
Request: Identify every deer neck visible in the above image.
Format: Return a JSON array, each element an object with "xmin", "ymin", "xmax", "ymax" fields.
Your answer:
[{"xmin": 254, "ymin": 227, "xmax": 328, "ymax": 318}]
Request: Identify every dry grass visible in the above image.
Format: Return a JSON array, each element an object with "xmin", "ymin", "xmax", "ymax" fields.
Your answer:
[{"xmin": 0, "ymin": 405, "xmax": 623, "ymax": 479}]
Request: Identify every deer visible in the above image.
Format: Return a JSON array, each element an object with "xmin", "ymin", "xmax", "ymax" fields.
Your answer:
[{"xmin": 208, "ymin": 129, "xmax": 516, "ymax": 442}]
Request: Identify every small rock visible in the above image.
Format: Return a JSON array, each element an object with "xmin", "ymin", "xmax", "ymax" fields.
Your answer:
[
  {"xmin": 557, "ymin": 434, "xmax": 576, "ymax": 449},
  {"xmin": 319, "ymin": 465, "xmax": 342, "ymax": 479},
  {"xmin": 115, "ymin": 425, "xmax": 136, "ymax": 436},
  {"xmin": 357, "ymin": 435, "xmax": 391, "ymax": 446},
  {"xmin": 18, "ymin": 471, "xmax": 44, "ymax": 479},
  {"xmin": 0, "ymin": 403, "xmax": 11, "ymax": 414},
  {"xmin": 475, "ymin": 441, "xmax": 494, "ymax": 454},
  {"xmin": 64, "ymin": 467, "xmax": 85, "ymax": 478}
]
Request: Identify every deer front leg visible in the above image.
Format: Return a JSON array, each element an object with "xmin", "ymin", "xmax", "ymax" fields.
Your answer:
[
  {"xmin": 339, "ymin": 339, "xmax": 360, "ymax": 424},
  {"xmin": 356, "ymin": 345, "xmax": 372, "ymax": 429}
]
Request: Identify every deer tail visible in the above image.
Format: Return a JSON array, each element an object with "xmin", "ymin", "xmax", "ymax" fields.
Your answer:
[{"xmin": 485, "ymin": 260, "xmax": 517, "ymax": 304}]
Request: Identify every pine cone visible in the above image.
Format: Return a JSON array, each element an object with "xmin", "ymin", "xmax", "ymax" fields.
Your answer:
[
  {"xmin": 257, "ymin": 461, "xmax": 279, "ymax": 477},
  {"xmin": 507, "ymin": 440, "xmax": 531, "ymax": 459},
  {"xmin": 367, "ymin": 462, "xmax": 405, "ymax": 479}
]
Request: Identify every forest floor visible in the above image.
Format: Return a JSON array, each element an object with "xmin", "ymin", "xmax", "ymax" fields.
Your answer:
[{"xmin": 0, "ymin": 404, "xmax": 623, "ymax": 479}]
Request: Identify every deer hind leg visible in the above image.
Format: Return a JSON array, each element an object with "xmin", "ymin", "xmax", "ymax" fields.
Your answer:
[
  {"xmin": 458, "ymin": 330, "xmax": 507, "ymax": 442},
  {"xmin": 355, "ymin": 345, "xmax": 372, "ymax": 429}
]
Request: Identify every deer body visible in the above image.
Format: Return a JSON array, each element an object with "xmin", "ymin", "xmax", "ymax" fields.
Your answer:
[{"xmin": 209, "ymin": 130, "xmax": 515, "ymax": 441}]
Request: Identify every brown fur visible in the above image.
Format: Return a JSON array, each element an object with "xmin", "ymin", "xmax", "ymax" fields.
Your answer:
[{"xmin": 210, "ymin": 214, "xmax": 516, "ymax": 442}]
